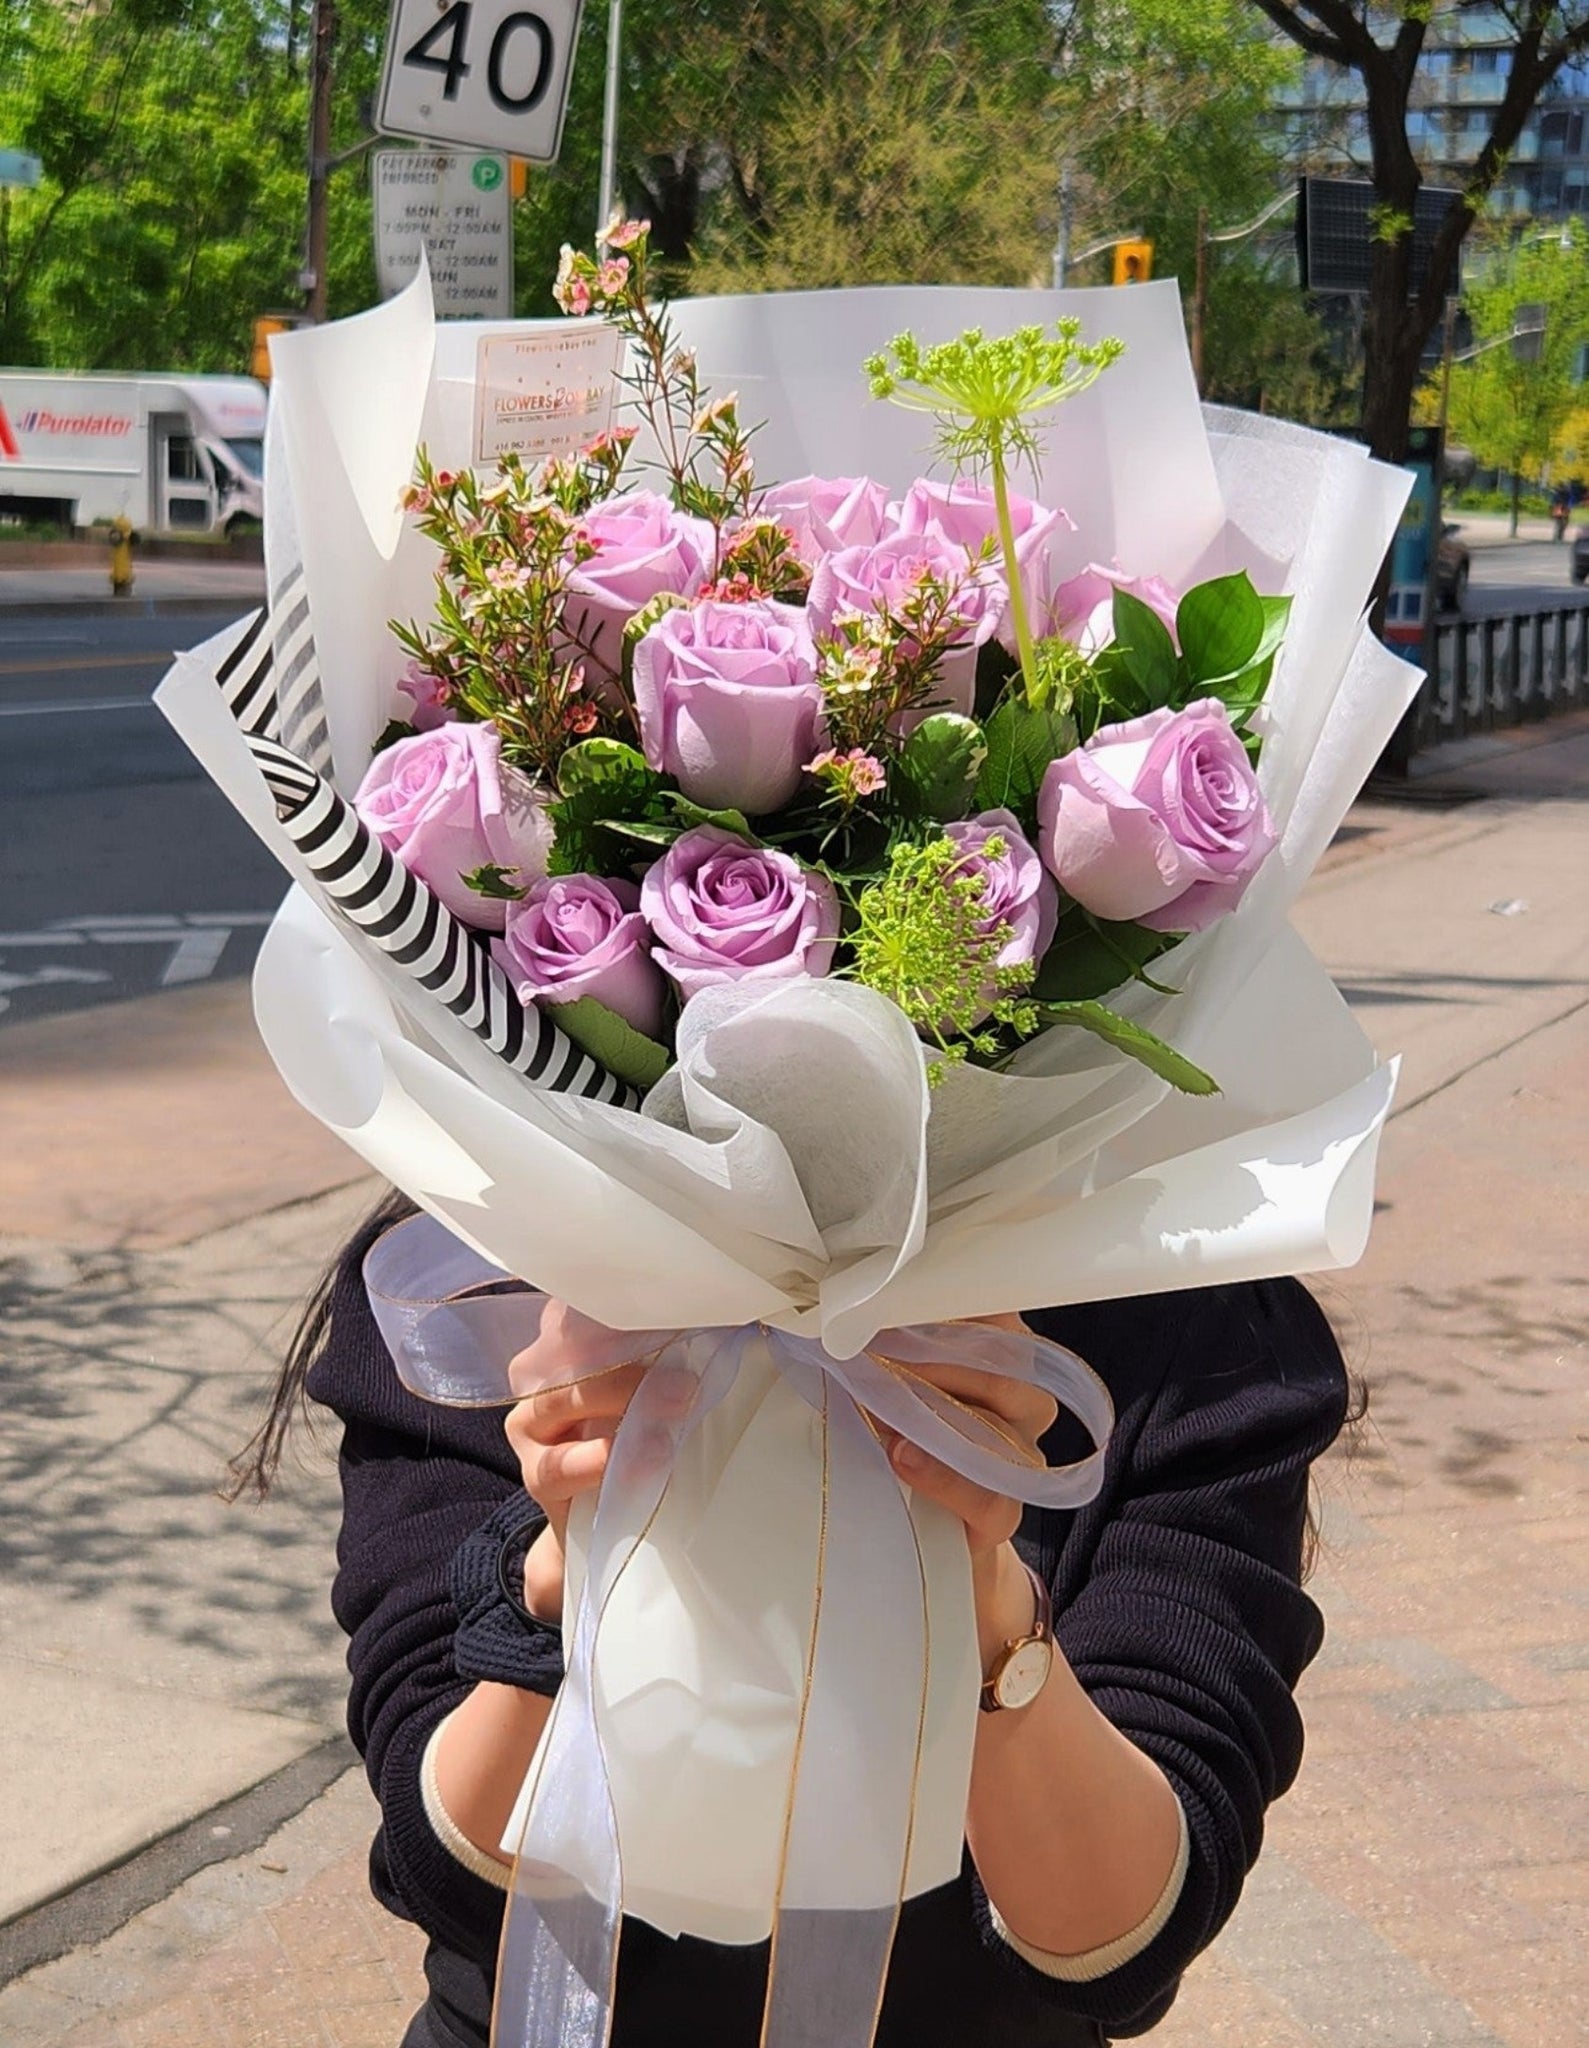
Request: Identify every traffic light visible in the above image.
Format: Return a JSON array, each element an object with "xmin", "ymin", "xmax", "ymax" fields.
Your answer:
[
  {"xmin": 251, "ymin": 316, "xmax": 292, "ymax": 381},
  {"xmin": 1112, "ymin": 240, "xmax": 1153, "ymax": 286}
]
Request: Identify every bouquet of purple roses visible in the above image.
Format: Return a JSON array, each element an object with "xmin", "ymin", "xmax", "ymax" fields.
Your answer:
[
  {"xmin": 156, "ymin": 224, "xmax": 1417, "ymax": 2048},
  {"xmin": 353, "ymin": 221, "xmax": 1287, "ymax": 1105}
]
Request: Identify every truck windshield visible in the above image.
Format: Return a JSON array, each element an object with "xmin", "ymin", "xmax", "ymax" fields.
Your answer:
[{"xmin": 225, "ymin": 437, "xmax": 264, "ymax": 477}]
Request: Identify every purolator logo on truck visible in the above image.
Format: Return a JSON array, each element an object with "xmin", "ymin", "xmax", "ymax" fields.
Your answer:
[{"xmin": 0, "ymin": 400, "xmax": 135, "ymax": 455}]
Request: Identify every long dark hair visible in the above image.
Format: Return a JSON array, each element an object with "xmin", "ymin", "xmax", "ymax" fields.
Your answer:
[{"xmin": 222, "ymin": 1186, "xmax": 416, "ymax": 1502}]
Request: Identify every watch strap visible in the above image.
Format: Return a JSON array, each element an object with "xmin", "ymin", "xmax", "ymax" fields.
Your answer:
[{"xmin": 979, "ymin": 1560, "xmax": 1054, "ymax": 1713}]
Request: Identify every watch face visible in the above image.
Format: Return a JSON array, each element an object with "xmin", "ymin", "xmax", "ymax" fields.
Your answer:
[{"xmin": 995, "ymin": 1638, "xmax": 1052, "ymax": 1711}]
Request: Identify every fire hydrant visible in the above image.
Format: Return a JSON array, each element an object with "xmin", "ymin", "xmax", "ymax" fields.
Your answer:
[{"xmin": 109, "ymin": 513, "xmax": 137, "ymax": 596}]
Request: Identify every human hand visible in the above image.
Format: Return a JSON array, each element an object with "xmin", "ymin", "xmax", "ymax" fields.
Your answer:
[
  {"xmin": 504, "ymin": 1300, "xmax": 653, "ymax": 1624},
  {"xmin": 875, "ymin": 1316, "xmax": 1057, "ymax": 1660}
]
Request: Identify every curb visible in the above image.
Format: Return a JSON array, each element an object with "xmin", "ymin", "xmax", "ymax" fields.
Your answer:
[
  {"xmin": 0, "ymin": 594, "xmax": 262, "ymax": 620},
  {"xmin": 0, "ymin": 1734, "xmax": 358, "ymax": 1987}
]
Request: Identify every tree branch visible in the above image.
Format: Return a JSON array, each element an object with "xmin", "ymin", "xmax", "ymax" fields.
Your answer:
[
  {"xmin": 1244, "ymin": 0, "xmax": 1355, "ymax": 66},
  {"xmin": 1410, "ymin": 26, "xmax": 1553, "ymax": 346}
]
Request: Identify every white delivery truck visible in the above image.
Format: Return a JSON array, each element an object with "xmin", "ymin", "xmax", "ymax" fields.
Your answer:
[{"xmin": 0, "ymin": 371, "xmax": 266, "ymax": 535}]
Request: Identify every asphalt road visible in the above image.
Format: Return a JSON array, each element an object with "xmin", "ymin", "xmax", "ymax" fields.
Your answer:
[
  {"xmin": 1447, "ymin": 535, "xmax": 1589, "ymax": 616},
  {"xmin": 0, "ymin": 609, "xmax": 288, "ymax": 1027}
]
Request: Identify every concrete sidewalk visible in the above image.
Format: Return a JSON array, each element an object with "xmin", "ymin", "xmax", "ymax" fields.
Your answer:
[
  {"xmin": 0, "ymin": 724, "xmax": 1585, "ymax": 2044},
  {"xmin": 0, "ymin": 559, "xmax": 265, "ymax": 616}
]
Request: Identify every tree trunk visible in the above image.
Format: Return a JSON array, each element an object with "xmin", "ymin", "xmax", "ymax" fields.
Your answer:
[{"xmin": 1510, "ymin": 470, "xmax": 1522, "ymax": 537}]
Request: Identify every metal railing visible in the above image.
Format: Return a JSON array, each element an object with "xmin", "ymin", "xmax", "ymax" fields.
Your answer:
[{"xmin": 1418, "ymin": 604, "xmax": 1589, "ymax": 748}]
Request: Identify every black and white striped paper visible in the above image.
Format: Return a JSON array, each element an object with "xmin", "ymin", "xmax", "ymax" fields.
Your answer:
[{"xmin": 215, "ymin": 597, "xmax": 637, "ymax": 1111}]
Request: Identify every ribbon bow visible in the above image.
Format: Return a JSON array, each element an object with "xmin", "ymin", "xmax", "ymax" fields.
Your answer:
[{"xmin": 365, "ymin": 1214, "xmax": 1114, "ymax": 2048}]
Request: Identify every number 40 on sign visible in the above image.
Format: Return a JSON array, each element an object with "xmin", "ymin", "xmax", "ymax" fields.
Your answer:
[{"xmin": 377, "ymin": 0, "xmax": 584, "ymax": 162}]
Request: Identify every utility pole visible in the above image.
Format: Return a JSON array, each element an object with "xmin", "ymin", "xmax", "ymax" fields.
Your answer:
[
  {"xmin": 303, "ymin": 0, "xmax": 337, "ymax": 322},
  {"xmin": 1052, "ymin": 164, "xmax": 1073, "ymax": 290},
  {"xmin": 596, "ymin": 0, "xmax": 623, "ymax": 240}
]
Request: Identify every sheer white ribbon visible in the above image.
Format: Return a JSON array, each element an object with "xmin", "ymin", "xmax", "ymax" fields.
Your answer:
[{"xmin": 364, "ymin": 1213, "xmax": 1115, "ymax": 2048}]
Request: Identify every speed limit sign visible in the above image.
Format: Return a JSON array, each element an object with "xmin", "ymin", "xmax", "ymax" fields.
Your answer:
[{"xmin": 377, "ymin": 0, "xmax": 584, "ymax": 161}]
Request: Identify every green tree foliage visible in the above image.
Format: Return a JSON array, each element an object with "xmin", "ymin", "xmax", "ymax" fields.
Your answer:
[
  {"xmin": 1446, "ymin": 229, "xmax": 1589, "ymax": 528},
  {"xmin": 1250, "ymin": 2, "xmax": 1589, "ymax": 467},
  {"xmin": 1, "ymin": 0, "xmax": 311, "ymax": 368},
  {"xmin": 1, "ymin": 0, "xmax": 1323, "ymax": 415}
]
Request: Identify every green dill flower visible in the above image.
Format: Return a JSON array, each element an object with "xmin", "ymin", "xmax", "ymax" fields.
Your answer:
[
  {"xmin": 864, "ymin": 323, "xmax": 1123, "ymax": 710},
  {"xmin": 849, "ymin": 837, "xmax": 1031, "ymax": 1069}
]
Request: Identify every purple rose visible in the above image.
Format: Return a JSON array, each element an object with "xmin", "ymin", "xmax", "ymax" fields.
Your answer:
[
  {"xmin": 755, "ymin": 475, "xmax": 890, "ymax": 566},
  {"xmin": 641, "ymin": 825, "xmax": 839, "ymax": 998},
  {"xmin": 354, "ymin": 722, "xmax": 553, "ymax": 934},
  {"xmin": 806, "ymin": 531, "xmax": 1003, "ymax": 719},
  {"xmin": 564, "ymin": 489, "xmax": 716, "ymax": 679},
  {"xmin": 494, "ymin": 874, "xmax": 667, "ymax": 1039},
  {"xmin": 944, "ymin": 809, "xmax": 1059, "ymax": 970},
  {"xmin": 633, "ymin": 599, "xmax": 824, "ymax": 816},
  {"xmin": 396, "ymin": 661, "xmax": 457, "ymax": 732},
  {"xmin": 1050, "ymin": 563, "xmax": 1182, "ymax": 654},
  {"xmin": 1037, "ymin": 700, "xmax": 1276, "ymax": 933},
  {"xmin": 889, "ymin": 477, "xmax": 1071, "ymax": 655}
]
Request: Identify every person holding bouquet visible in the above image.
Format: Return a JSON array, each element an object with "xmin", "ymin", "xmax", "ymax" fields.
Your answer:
[{"xmin": 237, "ymin": 1193, "xmax": 1350, "ymax": 2048}]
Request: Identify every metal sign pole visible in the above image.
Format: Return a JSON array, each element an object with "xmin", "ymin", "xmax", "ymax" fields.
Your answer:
[{"xmin": 597, "ymin": 0, "xmax": 622, "ymax": 241}]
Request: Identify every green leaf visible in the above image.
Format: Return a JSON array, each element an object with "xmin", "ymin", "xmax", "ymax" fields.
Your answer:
[
  {"xmin": 557, "ymin": 737, "xmax": 655, "ymax": 797},
  {"xmin": 1175, "ymin": 573, "xmax": 1265, "ymax": 686},
  {"xmin": 1111, "ymin": 588, "xmax": 1179, "ymax": 704},
  {"xmin": 972, "ymin": 697, "xmax": 1077, "ymax": 828},
  {"xmin": 550, "ymin": 996, "xmax": 672, "ymax": 1091},
  {"xmin": 549, "ymin": 739, "xmax": 666, "ymax": 876},
  {"xmin": 460, "ymin": 862, "xmax": 528, "ymax": 902},
  {"xmin": 1036, "ymin": 1000, "xmax": 1219, "ymax": 1095},
  {"xmin": 1031, "ymin": 911, "xmax": 1182, "ymax": 1003},
  {"xmin": 896, "ymin": 712, "xmax": 987, "ymax": 822},
  {"xmin": 373, "ymin": 717, "xmax": 417, "ymax": 755},
  {"xmin": 662, "ymin": 794, "xmax": 756, "ymax": 838}
]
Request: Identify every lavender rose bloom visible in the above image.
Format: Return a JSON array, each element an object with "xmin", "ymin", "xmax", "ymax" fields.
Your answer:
[
  {"xmin": 1037, "ymin": 699, "xmax": 1277, "ymax": 933},
  {"xmin": 354, "ymin": 722, "xmax": 552, "ymax": 934},
  {"xmin": 1050, "ymin": 563, "xmax": 1182, "ymax": 654},
  {"xmin": 944, "ymin": 809, "xmax": 1059, "ymax": 969},
  {"xmin": 806, "ymin": 531, "xmax": 1004, "ymax": 718},
  {"xmin": 633, "ymin": 599, "xmax": 824, "ymax": 816},
  {"xmin": 755, "ymin": 475, "xmax": 890, "ymax": 566},
  {"xmin": 890, "ymin": 477, "xmax": 1071, "ymax": 655},
  {"xmin": 396, "ymin": 661, "xmax": 457, "ymax": 732},
  {"xmin": 564, "ymin": 489, "xmax": 716, "ymax": 679},
  {"xmin": 641, "ymin": 826, "xmax": 839, "ymax": 998},
  {"xmin": 495, "ymin": 874, "xmax": 666, "ymax": 1039}
]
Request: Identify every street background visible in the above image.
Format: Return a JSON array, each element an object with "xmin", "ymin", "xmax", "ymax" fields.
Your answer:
[{"xmin": 0, "ymin": 541, "xmax": 1586, "ymax": 2045}]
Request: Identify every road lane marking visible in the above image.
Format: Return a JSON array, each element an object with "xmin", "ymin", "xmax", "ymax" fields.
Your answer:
[
  {"xmin": 0, "ymin": 650, "xmax": 171, "ymax": 676},
  {"xmin": 0, "ymin": 696, "xmax": 155, "ymax": 716},
  {"xmin": 0, "ymin": 913, "xmax": 276, "ymax": 1004}
]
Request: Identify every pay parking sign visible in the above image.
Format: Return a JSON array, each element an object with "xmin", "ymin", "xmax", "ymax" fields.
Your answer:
[{"xmin": 377, "ymin": 0, "xmax": 584, "ymax": 161}]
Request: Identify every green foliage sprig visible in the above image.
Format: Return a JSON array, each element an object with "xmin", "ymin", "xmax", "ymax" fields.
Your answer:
[{"xmin": 391, "ymin": 450, "xmax": 615, "ymax": 780}]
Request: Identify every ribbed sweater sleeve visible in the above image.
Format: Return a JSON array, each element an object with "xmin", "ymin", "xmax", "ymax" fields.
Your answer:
[
  {"xmin": 305, "ymin": 1234, "xmax": 529, "ymax": 1970},
  {"xmin": 991, "ymin": 1279, "xmax": 1349, "ymax": 2036}
]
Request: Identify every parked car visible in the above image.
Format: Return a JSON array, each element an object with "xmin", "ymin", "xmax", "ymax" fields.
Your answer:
[
  {"xmin": 1435, "ymin": 522, "xmax": 1470, "ymax": 612},
  {"xmin": 1572, "ymin": 525, "xmax": 1589, "ymax": 585}
]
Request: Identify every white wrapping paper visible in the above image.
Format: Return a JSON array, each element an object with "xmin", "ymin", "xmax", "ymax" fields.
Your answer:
[{"xmin": 156, "ymin": 272, "xmax": 1415, "ymax": 1950}]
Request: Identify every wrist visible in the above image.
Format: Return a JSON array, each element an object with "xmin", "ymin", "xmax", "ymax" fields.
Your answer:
[
  {"xmin": 522, "ymin": 1522, "xmax": 565, "ymax": 1626},
  {"xmin": 973, "ymin": 1542, "xmax": 1039, "ymax": 1668}
]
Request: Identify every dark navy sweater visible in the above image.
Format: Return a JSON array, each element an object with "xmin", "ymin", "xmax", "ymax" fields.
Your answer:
[{"xmin": 306, "ymin": 1231, "xmax": 1348, "ymax": 2047}]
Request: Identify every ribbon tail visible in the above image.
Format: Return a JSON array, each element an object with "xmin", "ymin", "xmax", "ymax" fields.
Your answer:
[
  {"xmin": 491, "ymin": 1333, "xmax": 743, "ymax": 2048},
  {"xmin": 758, "ymin": 1359, "xmax": 946, "ymax": 2048}
]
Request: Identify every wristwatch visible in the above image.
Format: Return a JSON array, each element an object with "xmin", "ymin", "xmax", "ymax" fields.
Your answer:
[{"xmin": 979, "ymin": 1561, "xmax": 1055, "ymax": 1714}]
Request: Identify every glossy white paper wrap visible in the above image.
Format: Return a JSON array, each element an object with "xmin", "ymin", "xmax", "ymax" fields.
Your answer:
[{"xmin": 157, "ymin": 271, "xmax": 1416, "ymax": 1947}]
